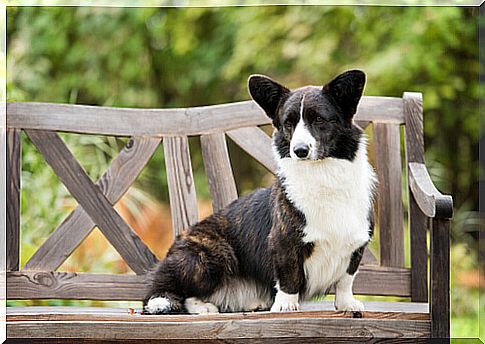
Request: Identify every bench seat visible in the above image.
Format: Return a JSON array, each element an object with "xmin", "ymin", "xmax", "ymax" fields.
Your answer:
[{"xmin": 7, "ymin": 301, "xmax": 431, "ymax": 341}]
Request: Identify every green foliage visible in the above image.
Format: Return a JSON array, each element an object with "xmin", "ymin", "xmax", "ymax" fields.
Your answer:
[{"xmin": 449, "ymin": 243, "xmax": 482, "ymax": 338}]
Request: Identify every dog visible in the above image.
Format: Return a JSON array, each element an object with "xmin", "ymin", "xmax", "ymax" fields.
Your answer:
[{"xmin": 144, "ymin": 70, "xmax": 376, "ymax": 314}]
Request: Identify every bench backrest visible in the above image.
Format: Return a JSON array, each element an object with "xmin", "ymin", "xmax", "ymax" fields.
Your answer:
[{"xmin": 6, "ymin": 92, "xmax": 427, "ymax": 303}]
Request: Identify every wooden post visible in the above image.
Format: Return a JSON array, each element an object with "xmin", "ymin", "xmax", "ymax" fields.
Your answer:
[
  {"xmin": 373, "ymin": 123, "xmax": 405, "ymax": 268},
  {"xmin": 163, "ymin": 136, "xmax": 198, "ymax": 237},
  {"xmin": 200, "ymin": 133, "xmax": 238, "ymax": 212},
  {"xmin": 404, "ymin": 92, "xmax": 428, "ymax": 303},
  {"xmin": 430, "ymin": 217, "xmax": 450, "ymax": 338},
  {"xmin": 6, "ymin": 128, "xmax": 21, "ymax": 271}
]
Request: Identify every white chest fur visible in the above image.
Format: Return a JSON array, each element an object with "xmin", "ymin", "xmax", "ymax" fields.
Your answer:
[{"xmin": 276, "ymin": 137, "xmax": 376, "ymax": 299}]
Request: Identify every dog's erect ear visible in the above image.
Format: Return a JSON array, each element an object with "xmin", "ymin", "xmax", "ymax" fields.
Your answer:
[
  {"xmin": 323, "ymin": 70, "xmax": 366, "ymax": 119},
  {"xmin": 248, "ymin": 75, "xmax": 289, "ymax": 124}
]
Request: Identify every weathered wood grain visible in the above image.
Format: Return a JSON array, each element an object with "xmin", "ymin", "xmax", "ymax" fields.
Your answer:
[
  {"xmin": 7, "ymin": 128, "xmax": 21, "ymax": 271},
  {"xmin": 7, "ymin": 265, "xmax": 410, "ymax": 300},
  {"xmin": 4, "ymin": 337, "xmax": 433, "ymax": 344},
  {"xmin": 6, "ymin": 312, "xmax": 429, "ymax": 323},
  {"xmin": 430, "ymin": 218, "xmax": 450, "ymax": 338},
  {"xmin": 408, "ymin": 163, "xmax": 453, "ymax": 219},
  {"xmin": 403, "ymin": 92, "xmax": 428, "ymax": 303},
  {"xmin": 201, "ymin": 133, "xmax": 238, "ymax": 212},
  {"xmin": 7, "ymin": 306, "xmax": 429, "ymax": 323},
  {"xmin": 373, "ymin": 123, "xmax": 404, "ymax": 267},
  {"xmin": 23, "ymin": 137, "xmax": 161, "ymax": 271},
  {"xmin": 8, "ymin": 101, "xmax": 267, "ymax": 136},
  {"xmin": 4, "ymin": 338, "xmax": 433, "ymax": 344},
  {"xmin": 403, "ymin": 92, "xmax": 424, "ymax": 165},
  {"xmin": 7, "ymin": 271, "xmax": 145, "ymax": 300},
  {"xmin": 6, "ymin": 318, "xmax": 430, "ymax": 339},
  {"xmin": 300, "ymin": 301, "xmax": 428, "ymax": 314},
  {"xmin": 7, "ymin": 301, "xmax": 429, "ymax": 317},
  {"xmin": 226, "ymin": 126, "xmax": 277, "ymax": 174},
  {"xmin": 163, "ymin": 136, "xmax": 198, "ymax": 236},
  {"xmin": 6, "ymin": 312, "xmax": 430, "ymax": 324},
  {"xmin": 7, "ymin": 97, "xmax": 404, "ymax": 136},
  {"xmin": 352, "ymin": 265, "xmax": 410, "ymax": 297},
  {"xmin": 407, "ymin": 192, "xmax": 428, "ymax": 303},
  {"xmin": 25, "ymin": 130, "xmax": 158, "ymax": 274}
]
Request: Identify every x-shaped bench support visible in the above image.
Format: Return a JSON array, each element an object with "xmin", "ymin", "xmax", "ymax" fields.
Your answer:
[{"xmin": 23, "ymin": 130, "xmax": 160, "ymax": 274}]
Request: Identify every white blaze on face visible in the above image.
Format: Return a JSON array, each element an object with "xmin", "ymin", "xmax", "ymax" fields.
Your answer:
[{"xmin": 290, "ymin": 94, "xmax": 316, "ymax": 159}]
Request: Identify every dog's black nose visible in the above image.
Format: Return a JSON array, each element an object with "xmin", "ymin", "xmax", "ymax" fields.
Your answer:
[{"xmin": 293, "ymin": 144, "xmax": 310, "ymax": 158}]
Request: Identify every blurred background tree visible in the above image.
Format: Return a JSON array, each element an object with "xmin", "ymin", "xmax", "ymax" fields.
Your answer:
[{"xmin": 6, "ymin": 6, "xmax": 481, "ymax": 337}]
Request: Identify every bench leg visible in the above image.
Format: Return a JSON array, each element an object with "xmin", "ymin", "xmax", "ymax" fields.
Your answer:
[{"xmin": 430, "ymin": 217, "xmax": 450, "ymax": 338}]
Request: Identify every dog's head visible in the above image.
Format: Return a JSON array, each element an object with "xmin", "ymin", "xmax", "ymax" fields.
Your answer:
[{"xmin": 248, "ymin": 70, "xmax": 365, "ymax": 162}]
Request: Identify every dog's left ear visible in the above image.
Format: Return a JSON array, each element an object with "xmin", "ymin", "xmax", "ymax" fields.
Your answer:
[{"xmin": 323, "ymin": 70, "xmax": 366, "ymax": 119}]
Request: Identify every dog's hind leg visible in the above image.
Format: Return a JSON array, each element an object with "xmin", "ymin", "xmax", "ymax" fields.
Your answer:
[
  {"xmin": 144, "ymin": 291, "xmax": 185, "ymax": 314},
  {"xmin": 143, "ymin": 266, "xmax": 186, "ymax": 314},
  {"xmin": 144, "ymin": 228, "xmax": 238, "ymax": 315}
]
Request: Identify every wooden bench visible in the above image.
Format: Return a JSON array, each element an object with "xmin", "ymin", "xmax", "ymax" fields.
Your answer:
[{"xmin": 6, "ymin": 92, "xmax": 453, "ymax": 341}]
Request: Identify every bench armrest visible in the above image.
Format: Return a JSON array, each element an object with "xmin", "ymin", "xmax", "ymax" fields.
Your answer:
[{"xmin": 408, "ymin": 162, "xmax": 453, "ymax": 219}]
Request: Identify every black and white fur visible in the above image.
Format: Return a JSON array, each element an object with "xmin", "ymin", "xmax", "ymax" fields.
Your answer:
[{"xmin": 144, "ymin": 70, "xmax": 376, "ymax": 315}]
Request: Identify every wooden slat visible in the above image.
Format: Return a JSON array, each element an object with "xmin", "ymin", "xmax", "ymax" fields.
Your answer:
[
  {"xmin": 7, "ymin": 265, "xmax": 410, "ymax": 300},
  {"xmin": 403, "ymin": 92, "xmax": 428, "ymax": 303},
  {"xmin": 6, "ymin": 318, "xmax": 430, "ymax": 339},
  {"xmin": 163, "ymin": 136, "xmax": 198, "ymax": 236},
  {"xmin": 25, "ymin": 130, "xmax": 158, "ymax": 274},
  {"xmin": 6, "ymin": 303, "xmax": 429, "ymax": 323},
  {"xmin": 7, "ymin": 301, "xmax": 429, "ymax": 317},
  {"xmin": 200, "ymin": 133, "xmax": 238, "ymax": 212},
  {"xmin": 4, "ymin": 338, "xmax": 433, "ymax": 344},
  {"xmin": 7, "ymin": 97, "xmax": 404, "ymax": 136},
  {"xmin": 352, "ymin": 265, "xmax": 410, "ymax": 297},
  {"xmin": 7, "ymin": 128, "xmax": 21, "ymax": 271},
  {"xmin": 301, "ymin": 301, "xmax": 428, "ymax": 314},
  {"xmin": 8, "ymin": 101, "xmax": 267, "ymax": 136},
  {"xmin": 226, "ymin": 126, "xmax": 277, "ymax": 174},
  {"xmin": 6, "ymin": 311, "xmax": 429, "ymax": 322},
  {"xmin": 23, "ymin": 137, "xmax": 161, "ymax": 271},
  {"xmin": 430, "ymin": 218, "xmax": 450, "ymax": 338},
  {"xmin": 373, "ymin": 123, "xmax": 405, "ymax": 267},
  {"xmin": 7, "ymin": 271, "xmax": 145, "ymax": 300}
]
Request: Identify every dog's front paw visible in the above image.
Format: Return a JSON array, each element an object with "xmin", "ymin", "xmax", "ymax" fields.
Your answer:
[
  {"xmin": 335, "ymin": 297, "xmax": 364, "ymax": 312},
  {"xmin": 271, "ymin": 290, "xmax": 299, "ymax": 312}
]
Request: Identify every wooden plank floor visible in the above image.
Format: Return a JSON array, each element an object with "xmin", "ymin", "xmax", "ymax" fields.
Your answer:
[{"xmin": 7, "ymin": 301, "xmax": 431, "ymax": 340}]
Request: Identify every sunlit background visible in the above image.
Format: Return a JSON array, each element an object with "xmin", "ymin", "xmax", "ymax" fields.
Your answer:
[{"xmin": 6, "ymin": 6, "xmax": 481, "ymax": 338}]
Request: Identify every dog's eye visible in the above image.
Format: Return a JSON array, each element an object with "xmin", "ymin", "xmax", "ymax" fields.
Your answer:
[
  {"xmin": 284, "ymin": 121, "xmax": 293, "ymax": 131},
  {"xmin": 314, "ymin": 116, "xmax": 325, "ymax": 124}
]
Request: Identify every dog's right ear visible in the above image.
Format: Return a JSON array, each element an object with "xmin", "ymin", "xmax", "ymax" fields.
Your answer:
[{"xmin": 248, "ymin": 75, "xmax": 289, "ymax": 125}]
